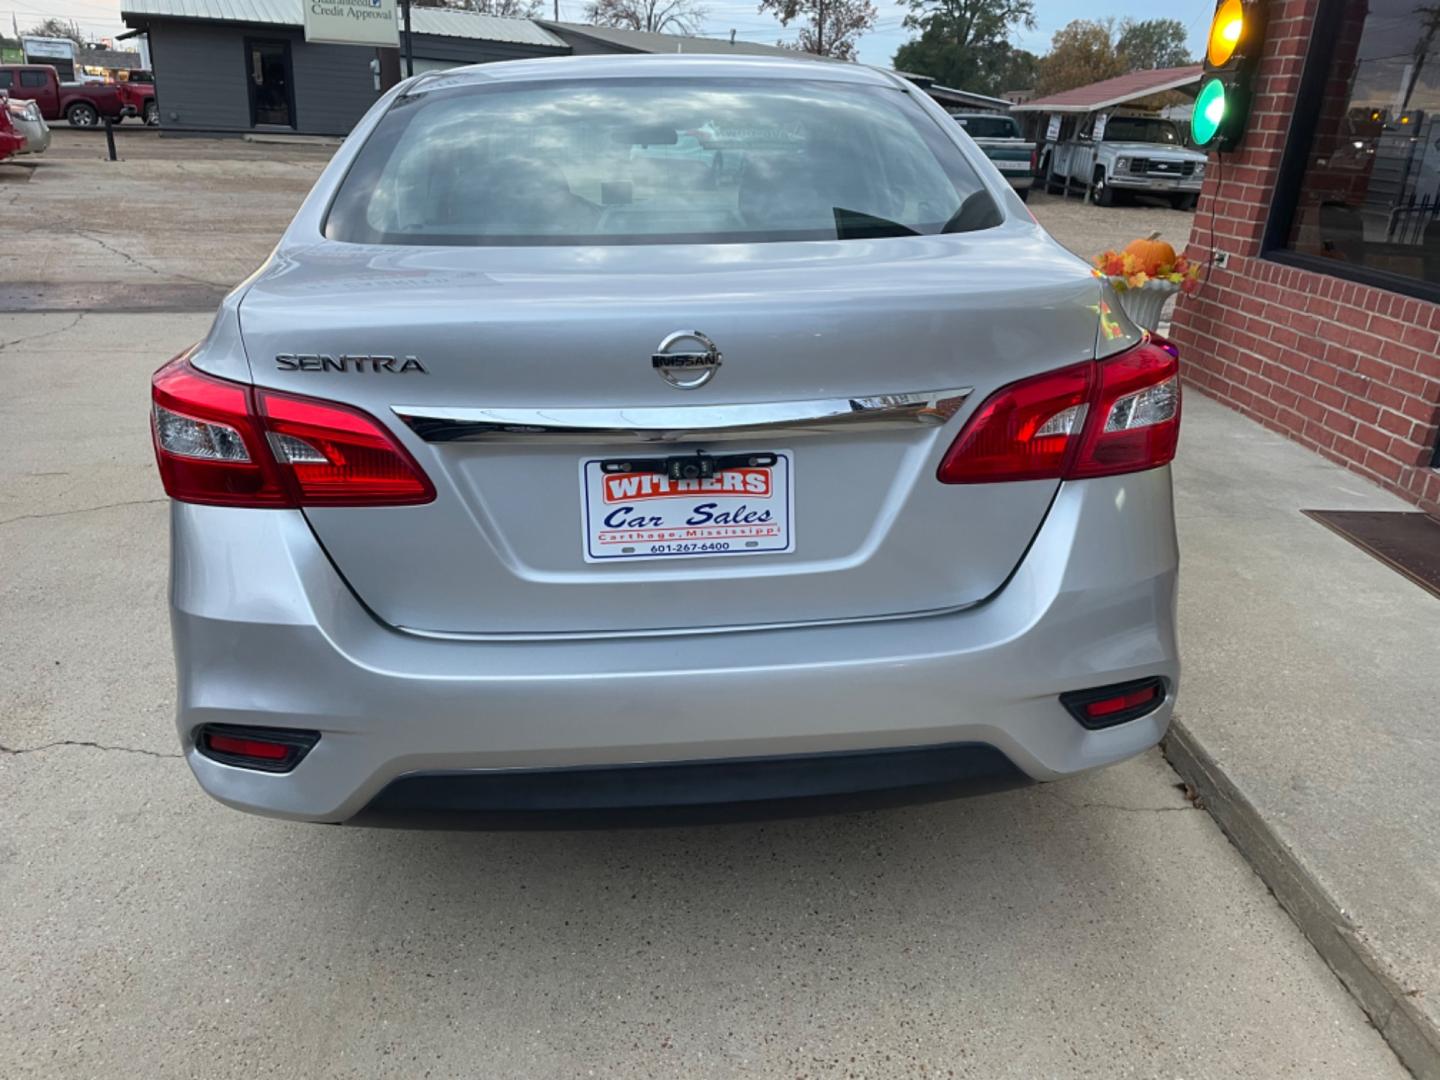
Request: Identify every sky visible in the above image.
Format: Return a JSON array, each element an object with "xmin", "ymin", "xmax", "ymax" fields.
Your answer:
[{"xmin": 2, "ymin": 0, "xmax": 1213, "ymax": 78}]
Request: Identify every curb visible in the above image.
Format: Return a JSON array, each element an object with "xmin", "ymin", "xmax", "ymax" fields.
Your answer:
[{"xmin": 1162, "ymin": 718, "xmax": 1440, "ymax": 1080}]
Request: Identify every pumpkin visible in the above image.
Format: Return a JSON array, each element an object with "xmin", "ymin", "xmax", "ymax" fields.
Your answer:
[{"xmin": 1123, "ymin": 234, "xmax": 1177, "ymax": 276}]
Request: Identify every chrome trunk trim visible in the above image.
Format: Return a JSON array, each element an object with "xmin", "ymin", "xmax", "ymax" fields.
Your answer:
[{"xmin": 392, "ymin": 390, "xmax": 972, "ymax": 444}]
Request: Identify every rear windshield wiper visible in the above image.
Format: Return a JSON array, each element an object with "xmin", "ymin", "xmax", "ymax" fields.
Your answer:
[
  {"xmin": 941, "ymin": 190, "xmax": 1004, "ymax": 234},
  {"xmin": 832, "ymin": 207, "xmax": 920, "ymax": 240},
  {"xmin": 831, "ymin": 193, "xmax": 1003, "ymax": 241}
]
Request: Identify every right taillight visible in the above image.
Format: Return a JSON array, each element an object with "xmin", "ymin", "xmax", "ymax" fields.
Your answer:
[
  {"xmin": 151, "ymin": 354, "xmax": 434, "ymax": 508},
  {"xmin": 938, "ymin": 340, "xmax": 1180, "ymax": 484}
]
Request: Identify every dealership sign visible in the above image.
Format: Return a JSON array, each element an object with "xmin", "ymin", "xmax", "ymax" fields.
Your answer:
[
  {"xmin": 21, "ymin": 36, "xmax": 77, "ymax": 59},
  {"xmin": 303, "ymin": 0, "xmax": 399, "ymax": 47}
]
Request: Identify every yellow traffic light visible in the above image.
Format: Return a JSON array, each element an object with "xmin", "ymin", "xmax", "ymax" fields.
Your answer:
[
  {"xmin": 1208, "ymin": 0, "xmax": 1245, "ymax": 66},
  {"xmin": 1195, "ymin": 0, "xmax": 1266, "ymax": 149}
]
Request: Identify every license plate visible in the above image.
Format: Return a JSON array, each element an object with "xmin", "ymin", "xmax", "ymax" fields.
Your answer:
[
  {"xmin": 997, "ymin": 160, "xmax": 1029, "ymax": 171},
  {"xmin": 580, "ymin": 451, "xmax": 794, "ymax": 562}
]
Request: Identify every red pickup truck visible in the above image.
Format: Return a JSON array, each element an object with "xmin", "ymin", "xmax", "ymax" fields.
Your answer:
[
  {"xmin": 116, "ymin": 76, "xmax": 158, "ymax": 126},
  {"xmin": 0, "ymin": 64, "xmax": 145, "ymax": 128},
  {"xmin": 0, "ymin": 104, "xmax": 27, "ymax": 162}
]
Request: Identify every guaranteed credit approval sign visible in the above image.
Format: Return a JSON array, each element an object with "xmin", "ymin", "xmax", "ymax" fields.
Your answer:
[{"xmin": 304, "ymin": 0, "xmax": 399, "ymax": 48}]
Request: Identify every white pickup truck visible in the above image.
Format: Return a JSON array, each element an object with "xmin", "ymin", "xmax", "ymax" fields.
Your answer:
[{"xmin": 1040, "ymin": 113, "xmax": 1206, "ymax": 210}]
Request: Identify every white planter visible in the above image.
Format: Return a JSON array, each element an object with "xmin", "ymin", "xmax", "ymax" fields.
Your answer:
[{"xmin": 1107, "ymin": 277, "xmax": 1180, "ymax": 333}]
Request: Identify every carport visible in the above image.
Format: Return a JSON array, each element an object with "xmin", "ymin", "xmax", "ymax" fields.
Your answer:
[{"xmin": 1012, "ymin": 65, "xmax": 1202, "ymax": 203}]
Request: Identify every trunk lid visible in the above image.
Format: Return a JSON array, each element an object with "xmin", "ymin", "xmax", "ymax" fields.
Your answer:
[{"xmin": 236, "ymin": 230, "xmax": 1101, "ymax": 635}]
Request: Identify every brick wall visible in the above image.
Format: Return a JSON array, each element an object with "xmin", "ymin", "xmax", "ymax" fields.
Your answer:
[{"xmin": 1168, "ymin": 0, "xmax": 1440, "ymax": 514}]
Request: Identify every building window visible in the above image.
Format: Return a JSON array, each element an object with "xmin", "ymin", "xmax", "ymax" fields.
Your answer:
[{"xmin": 1271, "ymin": 0, "xmax": 1440, "ymax": 298}]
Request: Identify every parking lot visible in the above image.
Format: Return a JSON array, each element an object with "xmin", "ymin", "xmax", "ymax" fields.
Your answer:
[
  {"xmin": 0, "ymin": 130, "xmax": 1195, "ymax": 311},
  {"xmin": 0, "ymin": 132, "xmax": 1410, "ymax": 1078}
]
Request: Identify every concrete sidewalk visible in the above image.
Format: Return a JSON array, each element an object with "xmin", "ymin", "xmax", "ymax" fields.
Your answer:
[
  {"xmin": 0, "ymin": 313, "xmax": 1412, "ymax": 1079},
  {"xmin": 1170, "ymin": 394, "xmax": 1440, "ymax": 1079}
]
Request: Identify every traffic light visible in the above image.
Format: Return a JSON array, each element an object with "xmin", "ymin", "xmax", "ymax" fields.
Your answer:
[{"xmin": 1192, "ymin": 0, "xmax": 1267, "ymax": 150}]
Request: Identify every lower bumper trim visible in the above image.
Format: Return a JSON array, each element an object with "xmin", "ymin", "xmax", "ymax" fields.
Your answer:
[{"xmin": 346, "ymin": 742, "xmax": 1029, "ymax": 829}]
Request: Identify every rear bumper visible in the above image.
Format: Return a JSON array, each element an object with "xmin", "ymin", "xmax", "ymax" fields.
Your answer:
[
  {"xmin": 350, "ymin": 743, "xmax": 1029, "ymax": 828},
  {"xmin": 1108, "ymin": 175, "xmax": 1203, "ymax": 192},
  {"xmin": 170, "ymin": 468, "xmax": 1180, "ymax": 823}
]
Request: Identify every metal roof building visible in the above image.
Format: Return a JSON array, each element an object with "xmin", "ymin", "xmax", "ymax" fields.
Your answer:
[
  {"xmin": 123, "ymin": 0, "xmax": 565, "ymax": 47},
  {"xmin": 1011, "ymin": 65, "xmax": 1203, "ymax": 115},
  {"xmin": 534, "ymin": 21, "xmax": 815, "ymax": 60},
  {"xmin": 118, "ymin": 1, "xmax": 1013, "ymax": 138},
  {"xmin": 120, "ymin": 1, "xmax": 569, "ymax": 134}
]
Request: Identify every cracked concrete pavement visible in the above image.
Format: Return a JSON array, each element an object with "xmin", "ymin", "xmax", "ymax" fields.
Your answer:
[
  {"xmin": 0, "ymin": 309, "xmax": 1411, "ymax": 1077},
  {"xmin": 0, "ymin": 130, "xmax": 334, "ymax": 311}
]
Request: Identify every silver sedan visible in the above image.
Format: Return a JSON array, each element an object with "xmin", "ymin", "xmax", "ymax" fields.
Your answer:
[
  {"xmin": 5, "ymin": 96, "xmax": 49, "ymax": 155},
  {"xmin": 150, "ymin": 55, "xmax": 1181, "ymax": 825}
]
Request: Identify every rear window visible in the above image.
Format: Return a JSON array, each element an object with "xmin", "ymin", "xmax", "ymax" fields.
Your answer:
[
  {"xmin": 950, "ymin": 115, "xmax": 1019, "ymax": 139},
  {"xmin": 325, "ymin": 77, "xmax": 1002, "ymax": 246},
  {"xmin": 1103, "ymin": 117, "xmax": 1182, "ymax": 145}
]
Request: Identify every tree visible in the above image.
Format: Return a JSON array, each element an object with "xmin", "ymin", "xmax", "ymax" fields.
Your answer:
[
  {"xmin": 1116, "ymin": 18, "xmax": 1191, "ymax": 70},
  {"xmin": 1033, "ymin": 18, "xmax": 1126, "ymax": 96},
  {"xmin": 22, "ymin": 18, "xmax": 87, "ymax": 50},
  {"xmin": 1400, "ymin": 5, "xmax": 1440, "ymax": 113},
  {"xmin": 759, "ymin": 0, "xmax": 877, "ymax": 60},
  {"xmin": 890, "ymin": 0, "xmax": 1035, "ymax": 94},
  {"xmin": 585, "ymin": 0, "xmax": 707, "ymax": 33},
  {"xmin": 413, "ymin": 0, "xmax": 543, "ymax": 15}
]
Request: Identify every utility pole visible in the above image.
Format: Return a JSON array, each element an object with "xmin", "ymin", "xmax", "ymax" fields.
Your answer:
[
  {"xmin": 402, "ymin": 0, "xmax": 414, "ymax": 77},
  {"xmin": 815, "ymin": 0, "xmax": 824, "ymax": 56},
  {"xmin": 554, "ymin": 0, "xmax": 560, "ymax": 19}
]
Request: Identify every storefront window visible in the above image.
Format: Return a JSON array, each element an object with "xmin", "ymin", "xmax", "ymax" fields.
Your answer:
[{"xmin": 1277, "ymin": 0, "xmax": 1440, "ymax": 294}]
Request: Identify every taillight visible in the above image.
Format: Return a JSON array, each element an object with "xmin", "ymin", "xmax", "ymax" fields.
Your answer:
[
  {"xmin": 151, "ymin": 354, "xmax": 434, "ymax": 507},
  {"xmin": 937, "ymin": 340, "xmax": 1180, "ymax": 484},
  {"xmin": 1066, "ymin": 342, "xmax": 1181, "ymax": 480},
  {"xmin": 151, "ymin": 355, "xmax": 290, "ymax": 506},
  {"xmin": 936, "ymin": 362, "xmax": 1091, "ymax": 483},
  {"xmin": 257, "ymin": 391, "xmax": 435, "ymax": 506}
]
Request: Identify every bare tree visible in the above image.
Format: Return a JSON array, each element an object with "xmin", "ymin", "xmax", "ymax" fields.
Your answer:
[
  {"xmin": 412, "ymin": 0, "xmax": 543, "ymax": 16},
  {"xmin": 1401, "ymin": 4, "xmax": 1440, "ymax": 114},
  {"xmin": 22, "ymin": 18, "xmax": 88, "ymax": 49},
  {"xmin": 760, "ymin": 0, "xmax": 875, "ymax": 59},
  {"xmin": 584, "ymin": 0, "xmax": 708, "ymax": 34}
]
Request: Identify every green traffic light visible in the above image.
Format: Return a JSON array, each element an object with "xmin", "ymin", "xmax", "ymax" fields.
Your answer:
[{"xmin": 1192, "ymin": 77, "xmax": 1227, "ymax": 146}]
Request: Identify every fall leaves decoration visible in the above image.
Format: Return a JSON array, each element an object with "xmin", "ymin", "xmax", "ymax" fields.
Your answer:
[{"xmin": 1094, "ymin": 233, "xmax": 1201, "ymax": 294}]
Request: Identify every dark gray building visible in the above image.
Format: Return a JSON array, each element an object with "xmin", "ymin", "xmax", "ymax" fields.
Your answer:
[
  {"xmin": 117, "ymin": 2, "xmax": 1000, "ymax": 136},
  {"xmin": 534, "ymin": 21, "xmax": 824, "ymax": 60},
  {"xmin": 119, "ymin": 0, "xmax": 570, "ymax": 135}
]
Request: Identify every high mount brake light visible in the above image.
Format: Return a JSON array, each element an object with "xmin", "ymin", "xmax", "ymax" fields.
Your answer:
[
  {"xmin": 937, "ymin": 340, "xmax": 1181, "ymax": 484},
  {"xmin": 151, "ymin": 355, "xmax": 435, "ymax": 508}
]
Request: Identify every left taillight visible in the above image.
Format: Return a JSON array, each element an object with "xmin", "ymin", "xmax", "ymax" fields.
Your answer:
[
  {"xmin": 937, "ymin": 339, "xmax": 1181, "ymax": 484},
  {"xmin": 151, "ymin": 354, "xmax": 434, "ymax": 508}
]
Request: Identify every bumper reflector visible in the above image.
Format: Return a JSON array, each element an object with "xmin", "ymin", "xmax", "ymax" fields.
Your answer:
[
  {"xmin": 1060, "ymin": 678, "xmax": 1167, "ymax": 730},
  {"xmin": 196, "ymin": 725, "xmax": 319, "ymax": 773}
]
